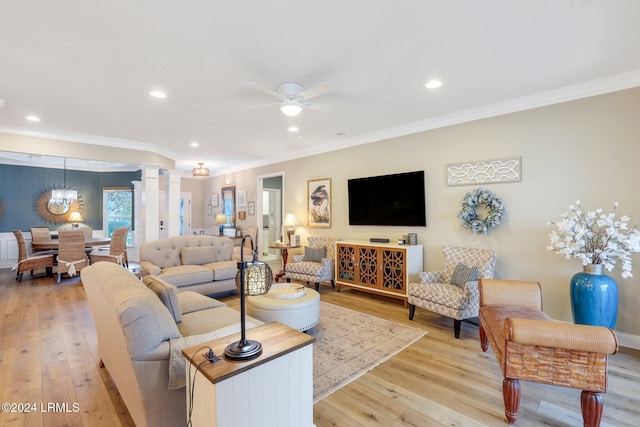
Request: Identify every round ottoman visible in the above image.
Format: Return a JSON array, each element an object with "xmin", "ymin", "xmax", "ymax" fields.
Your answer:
[{"xmin": 247, "ymin": 284, "xmax": 320, "ymax": 331}]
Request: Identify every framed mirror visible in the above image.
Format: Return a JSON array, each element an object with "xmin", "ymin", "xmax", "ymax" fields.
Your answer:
[
  {"xmin": 34, "ymin": 188, "xmax": 83, "ymax": 224},
  {"xmin": 221, "ymin": 186, "xmax": 236, "ymax": 226}
]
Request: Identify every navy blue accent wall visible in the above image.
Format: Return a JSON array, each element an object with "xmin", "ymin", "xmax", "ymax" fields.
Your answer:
[{"xmin": 0, "ymin": 164, "xmax": 141, "ymax": 232}]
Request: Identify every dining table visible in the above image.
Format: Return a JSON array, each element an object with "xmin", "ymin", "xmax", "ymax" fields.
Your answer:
[{"xmin": 31, "ymin": 237, "xmax": 111, "ymax": 252}]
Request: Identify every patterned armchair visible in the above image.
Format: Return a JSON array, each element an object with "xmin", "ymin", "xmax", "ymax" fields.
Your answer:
[
  {"xmin": 407, "ymin": 246, "xmax": 496, "ymax": 338},
  {"xmin": 285, "ymin": 237, "xmax": 336, "ymax": 291}
]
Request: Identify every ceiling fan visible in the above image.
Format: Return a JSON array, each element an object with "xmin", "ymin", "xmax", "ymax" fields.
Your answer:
[{"xmin": 246, "ymin": 81, "xmax": 334, "ymax": 117}]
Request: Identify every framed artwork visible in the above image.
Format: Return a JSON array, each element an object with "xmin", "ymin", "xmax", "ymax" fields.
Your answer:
[
  {"xmin": 207, "ymin": 204, "xmax": 212, "ymax": 216},
  {"xmin": 211, "ymin": 193, "xmax": 219, "ymax": 207},
  {"xmin": 237, "ymin": 190, "xmax": 247, "ymax": 207},
  {"xmin": 238, "ymin": 211, "xmax": 246, "ymax": 220},
  {"xmin": 308, "ymin": 178, "xmax": 331, "ymax": 228},
  {"xmin": 248, "ymin": 201, "xmax": 255, "ymax": 216}
]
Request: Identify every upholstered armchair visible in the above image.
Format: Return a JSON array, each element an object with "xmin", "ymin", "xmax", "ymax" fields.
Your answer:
[
  {"xmin": 285, "ymin": 237, "xmax": 336, "ymax": 291},
  {"xmin": 407, "ymin": 246, "xmax": 496, "ymax": 338}
]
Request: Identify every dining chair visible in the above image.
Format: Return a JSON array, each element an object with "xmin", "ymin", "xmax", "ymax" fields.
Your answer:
[
  {"xmin": 56, "ymin": 230, "xmax": 89, "ymax": 283},
  {"xmin": 12, "ymin": 230, "xmax": 55, "ymax": 282},
  {"xmin": 30, "ymin": 227, "xmax": 52, "ymax": 252},
  {"xmin": 90, "ymin": 227, "xmax": 129, "ymax": 267}
]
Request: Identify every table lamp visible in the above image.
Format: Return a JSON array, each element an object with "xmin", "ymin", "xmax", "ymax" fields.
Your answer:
[
  {"xmin": 282, "ymin": 212, "xmax": 298, "ymax": 245},
  {"xmin": 69, "ymin": 211, "xmax": 84, "ymax": 229},
  {"xmin": 215, "ymin": 214, "xmax": 227, "ymax": 235},
  {"xmin": 224, "ymin": 235, "xmax": 273, "ymax": 361}
]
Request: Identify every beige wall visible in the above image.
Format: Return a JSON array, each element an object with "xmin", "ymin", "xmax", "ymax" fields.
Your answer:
[{"xmin": 217, "ymin": 87, "xmax": 640, "ymax": 335}]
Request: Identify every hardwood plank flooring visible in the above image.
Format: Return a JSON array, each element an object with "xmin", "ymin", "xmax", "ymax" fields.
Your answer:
[{"xmin": 0, "ymin": 268, "xmax": 638, "ymax": 426}]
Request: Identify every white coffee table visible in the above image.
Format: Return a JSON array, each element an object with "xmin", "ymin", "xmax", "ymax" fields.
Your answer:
[{"xmin": 247, "ymin": 284, "xmax": 320, "ymax": 331}]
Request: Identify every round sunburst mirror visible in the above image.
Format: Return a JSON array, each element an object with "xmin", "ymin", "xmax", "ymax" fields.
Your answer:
[{"xmin": 34, "ymin": 187, "xmax": 84, "ymax": 224}]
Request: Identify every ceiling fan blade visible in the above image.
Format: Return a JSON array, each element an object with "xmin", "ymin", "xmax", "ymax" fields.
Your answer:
[
  {"xmin": 300, "ymin": 82, "xmax": 334, "ymax": 100},
  {"xmin": 245, "ymin": 81, "xmax": 282, "ymax": 99}
]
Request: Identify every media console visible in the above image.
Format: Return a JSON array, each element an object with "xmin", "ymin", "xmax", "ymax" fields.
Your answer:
[{"xmin": 335, "ymin": 240, "xmax": 423, "ymax": 306}]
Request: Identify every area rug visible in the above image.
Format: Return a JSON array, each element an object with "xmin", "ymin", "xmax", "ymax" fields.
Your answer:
[{"xmin": 308, "ymin": 301, "xmax": 427, "ymax": 403}]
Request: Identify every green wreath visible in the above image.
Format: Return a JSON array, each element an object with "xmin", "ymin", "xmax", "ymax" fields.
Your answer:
[{"xmin": 457, "ymin": 188, "xmax": 504, "ymax": 234}]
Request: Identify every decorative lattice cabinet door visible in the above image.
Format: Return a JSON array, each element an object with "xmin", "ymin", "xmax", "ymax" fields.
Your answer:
[{"xmin": 335, "ymin": 241, "xmax": 423, "ymax": 303}]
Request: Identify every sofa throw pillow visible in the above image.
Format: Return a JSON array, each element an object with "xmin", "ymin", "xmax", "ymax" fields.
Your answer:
[
  {"xmin": 143, "ymin": 275, "xmax": 182, "ymax": 323},
  {"xmin": 303, "ymin": 246, "xmax": 326, "ymax": 263},
  {"xmin": 181, "ymin": 246, "xmax": 216, "ymax": 265},
  {"xmin": 450, "ymin": 263, "xmax": 479, "ymax": 288}
]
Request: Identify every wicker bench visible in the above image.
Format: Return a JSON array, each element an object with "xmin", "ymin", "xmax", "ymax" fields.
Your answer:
[{"xmin": 478, "ymin": 279, "xmax": 618, "ymax": 426}]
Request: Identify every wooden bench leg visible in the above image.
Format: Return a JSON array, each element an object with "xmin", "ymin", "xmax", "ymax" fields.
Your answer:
[
  {"xmin": 503, "ymin": 378, "xmax": 520, "ymax": 424},
  {"xmin": 479, "ymin": 325, "xmax": 488, "ymax": 352},
  {"xmin": 581, "ymin": 390, "xmax": 603, "ymax": 427}
]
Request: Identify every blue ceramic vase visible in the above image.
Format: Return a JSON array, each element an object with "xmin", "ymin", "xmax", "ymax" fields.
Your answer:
[{"xmin": 570, "ymin": 264, "xmax": 618, "ymax": 329}]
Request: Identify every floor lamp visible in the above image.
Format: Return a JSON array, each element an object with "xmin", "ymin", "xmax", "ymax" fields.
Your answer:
[{"xmin": 224, "ymin": 235, "xmax": 274, "ymax": 361}]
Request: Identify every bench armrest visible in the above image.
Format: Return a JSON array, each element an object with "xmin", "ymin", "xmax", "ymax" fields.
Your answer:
[
  {"xmin": 480, "ymin": 279, "xmax": 543, "ymax": 310},
  {"xmin": 505, "ymin": 318, "xmax": 618, "ymax": 354}
]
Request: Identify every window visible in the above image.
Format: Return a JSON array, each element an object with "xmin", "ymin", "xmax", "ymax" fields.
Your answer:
[{"xmin": 103, "ymin": 188, "xmax": 133, "ymax": 245}]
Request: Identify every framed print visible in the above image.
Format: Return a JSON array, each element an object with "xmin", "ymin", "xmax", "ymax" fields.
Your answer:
[
  {"xmin": 238, "ymin": 211, "xmax": 246, "ymax": 220},
  {"xmin": 308, "ymin": 178, "xmax": 331, "ymax": 228},
  {"xmin": 248, "ymin": 201, "xmax": 255, "ymax": 216},
  {"xmin": 237, "ymin": 191, "xmax": 247, "ymax": 207},
  {"xmin": 211, "ymin": 193, "xmax": 219, "ymax": 207},
  {"xmin": 207, "ymin": 204, "xmax": 212, "ymax": 216}
]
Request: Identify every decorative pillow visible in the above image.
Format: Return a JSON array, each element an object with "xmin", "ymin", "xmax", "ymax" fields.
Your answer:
[
  {"xmin": 303, "ymin": 246, "xmax": 326, "ymax": 263},
  {"xmin": 181, "ymin": 246, "xmax": 216, "ymax": 265},
  {"xmin": 143, "ymin": 275, "xmax": 182, "ymax": 323},
  {"xmin": 450, "ymin": 263, "xmax": 479, "ymax": 288}
]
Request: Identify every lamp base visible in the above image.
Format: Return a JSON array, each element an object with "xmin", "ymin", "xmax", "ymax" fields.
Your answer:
[{"xmin": 224, "ymin": 339, "xmax": 263, "ymax": 361}]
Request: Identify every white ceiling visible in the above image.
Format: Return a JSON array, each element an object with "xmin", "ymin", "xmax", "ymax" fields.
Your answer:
[{"xmin": 1, "ymin": 0, "xmax": 640, "ymax": 174}]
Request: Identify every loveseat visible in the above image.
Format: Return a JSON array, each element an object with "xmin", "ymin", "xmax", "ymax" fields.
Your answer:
[
  {"xmin": 81, "ymin": 261, "xmax": 263, "ymax": 427},
  {"xmin": 139, "ymin": 235, "xmax": 237, "ymax": 296}
]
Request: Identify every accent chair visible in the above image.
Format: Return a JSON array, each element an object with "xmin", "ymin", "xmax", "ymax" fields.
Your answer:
[
  {"xmin": 407, "ymin": 245, "xmax": 497, "ymax": 338},
  {"xmin": 285, "ymin": 237, "xmax": 336, "ymax": 291}
]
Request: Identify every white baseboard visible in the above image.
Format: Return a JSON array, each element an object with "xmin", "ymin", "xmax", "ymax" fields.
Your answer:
[{"xmin": 616, "ymin": 331, "xmax": 640, "ymax": 350}]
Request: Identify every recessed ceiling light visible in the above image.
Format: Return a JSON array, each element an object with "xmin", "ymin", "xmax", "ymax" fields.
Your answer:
[
  {"xmin": 26, "ymin": 115, "xmax": 41, "ymax": 122},
  {"xmin": 288, "ymin": 125, "xmax": 299, "ymax": 133},
  {"xmin": 150, "ymin": 90, "xmax": 167, "ymax": 99},
  {"xmin": 190, "ymin": 141, "xmax": 200, "ymax": 147},
  {"xmin": 425, "ymin": 80, "xmax": 443, "ymax": 89}
]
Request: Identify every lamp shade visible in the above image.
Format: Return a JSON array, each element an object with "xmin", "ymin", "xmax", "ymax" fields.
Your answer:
[
  {"xmin": 280, "ymin": 102, "xmax": 302, "ymax": 117},
  {"xmin": 216, "ymin": 214, "xmax": 227, "ymax": 225},
  {"xmin": 236, "ymin": 261, "xmax": 273, "ymax": 296},
  {"xmin": 283, "ymin": 212, "xmax": 298, "ymax": 227},
  {"xmin": 69, "ymin": 211, "xmax": 83, "ymax": 222}
]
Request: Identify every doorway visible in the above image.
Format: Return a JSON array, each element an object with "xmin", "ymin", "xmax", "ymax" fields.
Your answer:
[{"xmin": 257, "ymin": 173, "xmax": 284, "ymax": 261}]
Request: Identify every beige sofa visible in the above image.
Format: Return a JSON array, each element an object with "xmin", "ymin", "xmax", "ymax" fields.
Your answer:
[
  {"xmin": 81, "ymin": 261, "xmax": 263, "ymax": 427},
  {"xmin": 139, "ymin": 235, "xmax": 237, "ymax": 295}
]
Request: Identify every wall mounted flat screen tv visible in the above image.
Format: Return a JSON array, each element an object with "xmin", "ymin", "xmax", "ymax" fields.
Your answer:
[{"xmin": 348, "ymin": 170, "xmax": 426, "ymax": 226}]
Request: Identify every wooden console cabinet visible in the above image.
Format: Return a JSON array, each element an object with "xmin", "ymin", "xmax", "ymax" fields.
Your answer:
[{"xmin": 335, "ymin": 240, "xmax": 423, "ymax": 304}]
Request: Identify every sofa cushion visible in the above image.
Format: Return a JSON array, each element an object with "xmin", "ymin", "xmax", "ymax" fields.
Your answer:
[
  {"xmin": 286, "ymin": 261, "xmax": 323, "ymax": 275},
  {"xmin": 303, "ymin": 246, "xmax": 326, "ymax": 262},
  {"xmin": 178, "ymin": 306, "xmax": 263, "ymax": 336},
  {"xmin": 143, "ymin": 275, "xmax": 182, "ymax": 323},
  {"xmin": 204, "ymin": 260, "xmax": 237, "ymax": 281},
  {"xmin": 451, "ymin": 263, "xmax": 479, "ymax": 288},
  {"xmin": 158, "ymin": 265, "xmax": 214, "ymax": 287},
  {"xmin": 178, "ymin": 291, "xmax": 226, "ymax": 315},
  {"xmin": 181, "ymin": 246, "xmax": 216, "ymax": 265}
]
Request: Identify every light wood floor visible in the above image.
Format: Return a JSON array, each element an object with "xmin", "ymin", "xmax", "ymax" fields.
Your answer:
[{"xmin": 1, "ymin": 268, "xmax": 638, "ymax": 427}]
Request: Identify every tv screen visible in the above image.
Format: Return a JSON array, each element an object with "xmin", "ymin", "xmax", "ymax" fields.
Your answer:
[{"xmin": 348, "ymin": 171, "xmax": 426, "ymax": 226}]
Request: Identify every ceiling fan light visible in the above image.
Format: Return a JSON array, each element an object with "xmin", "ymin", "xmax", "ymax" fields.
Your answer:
[{"xmin": 280, "ymin": 103, "xmax": 302, "ymax": 117}]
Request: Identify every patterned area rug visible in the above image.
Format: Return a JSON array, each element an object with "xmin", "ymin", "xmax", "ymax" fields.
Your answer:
[{"xmin": 308, "ymin": 301, "xmax": 427, "ymax": 403}]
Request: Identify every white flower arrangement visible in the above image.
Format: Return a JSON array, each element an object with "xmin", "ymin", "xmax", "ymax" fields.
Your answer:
[
  {"xmin": 547, "ymin": 201, "xmax": 640, "ymax": 278},
  {"xmin": 457, "ymin": 188, "xmax": 504, "ymax": 234}
]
